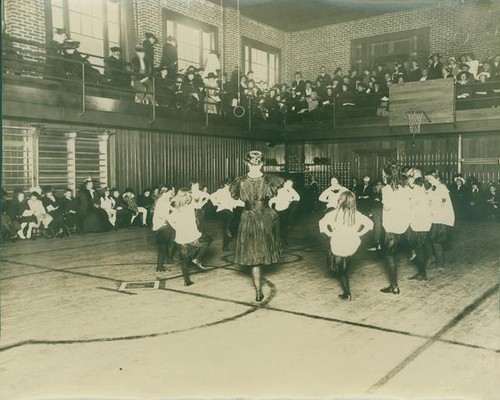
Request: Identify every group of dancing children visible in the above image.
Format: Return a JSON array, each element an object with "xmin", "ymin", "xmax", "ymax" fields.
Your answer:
[
  {"xmin": 319, "ymin": 164, "xmax": 455, "ymax": 301},
  {"xmin": 150, "ymin": 153, "xmax": 454, "ymax": 303}
]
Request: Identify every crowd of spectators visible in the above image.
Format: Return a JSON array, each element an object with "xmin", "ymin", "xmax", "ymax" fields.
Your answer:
[
  {"xmin": 2, "ymin": 171, "xmax": 498, "ymax": 244},
  {"xmin": 3, "ymin": 26, "xmax": 500, "ymax": 121}
]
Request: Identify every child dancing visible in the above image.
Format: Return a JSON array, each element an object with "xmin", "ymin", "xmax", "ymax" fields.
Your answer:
[{"xmin": 319, "ymin": 191, "xmax": 373, "ymax": 300}]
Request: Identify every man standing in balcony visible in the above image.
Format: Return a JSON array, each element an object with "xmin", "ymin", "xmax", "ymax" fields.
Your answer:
[
  {"xmin": 428, "ymin": 52, "xmax": 443, "ymax": 80},
  {"xmin": 161, "ymin": 35, "xmax": 178, "ymax": 78},
  {"xmin": 142, "ymin": 32, "xmax": 158, "ymax": 69},
  {"xmin": 104, "ymin": 46, "xmax": 126, "ymax": 88}
]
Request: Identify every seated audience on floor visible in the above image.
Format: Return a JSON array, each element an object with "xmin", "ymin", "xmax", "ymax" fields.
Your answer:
[
  {"xmin": 77, "ymin": 178, "xmax": 112, "ymax": 233},
  {"xmin": 123, "ymin": 188, "xmax": 148, "ymax": 226},
  {"xmin": 60, "ymin": 188, "xmax": 79, "ymax": 232}
]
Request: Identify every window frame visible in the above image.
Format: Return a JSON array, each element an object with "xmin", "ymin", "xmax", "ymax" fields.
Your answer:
[
  {"xmin": 242, "ymin": 37, "xmax": 281, "ymax": 86},
  {"xmin": 45, "ymin": 0, "xmax": 123, "ymax": 59},
  {"xmin": 162, "ymin": 9, "xmax": 218, "ymax": 70}
]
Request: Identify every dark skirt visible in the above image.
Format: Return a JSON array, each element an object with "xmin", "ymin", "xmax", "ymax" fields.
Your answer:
[
  {"xmin": 156, "ymin": 224, "xmax": 175, "ymax": 247},
  {"xmin": 327, "ymin": 251, "xmax": 348, "ymax": 273},
  {"xmin": 429, "ymin": 223, "xmax": 451, "ymax": 244},
  {"xmin": 235, "ymin": 205, "xmax": 282, "ymax": 266},
  {"xmin": 405, "ymin": 227, "xmax": 428, "ymax": 248}
]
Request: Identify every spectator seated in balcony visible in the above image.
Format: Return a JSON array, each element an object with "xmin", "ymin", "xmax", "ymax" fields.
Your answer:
[
  {"xmin": 442, "ymin": 66, "xmax": 455, "ymax": 79},
  {"xmin": 157, "ymin": 66, "xmax": 176, "ymax": 107},
  {"xmin": 122, "ymin": 188, "xmax": 148, "ymax": 226},
  {"xmin": 42, "ymin": 187, "xmax": 65, "ymax": 236},
  {"xmin": 447, "ymin": 57, "xmax": 460, "ymax": 78},
  {"xmin": 419, "ymin": 66, "xmax": 430, "ymax": 81},
  {"xmin": 44, "ymin": 28, "xmax": 67, "ymax": 80},
  {"xmin": 2, "ymin": 20, "xmax": 23, "ymax": 75},
  {"xmin": 407, "ymin": 60, "xmax": 422, "ymax": 82},
  {"xmin": 456, "ymin": 72, "xmax": 473, "ymax": 109},
  {"xmin": 77, "ymin": 177, "xmax": 111, "ymax": 233},
  {"xmin": 181, "ymin": 66, "xmax": 202, "ymax": 111},
  {"xmin": 161, "ymin": 35, "xmax": 178, "ymax": 77},
  {"xmin": 316, "ymin": 66, "xmax": 332, "ymax": 90},
  {"xmin": 292, "ymin": 71, "xmax": 306, "ymax": 93},
  {"xmin": 142, "ymin": 32, "xmax": 158, "ymax": 69},
  {"xmin": 305, "ymin": 91, "xmax": 320, "ymax": 118},
  {"xmin": 60, "ymin": 188, "xmax": 79, "ymax": 232},
  {"xmin": 9, "ymin": 190, "xmax": 37, "ymax": 240},
  {"xmin": 130, "ymin": 45, "xmax": 155, "ymax": 105},
  {"xmin": 391, "ymin": 62, "xmax": 406, "ymax": 84},
  {"xmin": 336, "ymin": 84, "xmax": 356, "ymax": 118},
  {"xmin": 104, "ymin": 46, "xmax": 127, "ymax": 88},
  {"xmin": 62, "ymin": 40, "xmax": 101, "ymax": 85},
  {"xmin": 204, "ymin": 72, "xmax": 221, "ymax": 115},
  {"xmin": 459, "ymin": 63, "xmax": 475, "ymax": 83},
  {"xmin": 373, "ymin": 83, "xmax": 389, "ymax": 117},
  {"xmin": 428, "ymin": 53, "xmax": 443, "ymax": 80},
  {"xmin": 491, "ymin": 53, "xmax": 500, "ymax": 81},
  {"xmin": 374, "ymin": 64, "xmax": 386, "ymax": 85},
  {"xmin": 474, "ymin": 71, "xmax": 495, "ymax": 109},
  {"xmin": 261, "ymin": 88, "xmax": 281, "ymax": 122},
  {"xmin": 465, "ymin": 53, "xmax": 479, "ymax": 79}
]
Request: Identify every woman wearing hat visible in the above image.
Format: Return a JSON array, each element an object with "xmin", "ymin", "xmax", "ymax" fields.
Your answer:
[
  {"xmin": 130, "ymin": 45, "xmax": 155, "ymax": 104},
  {"xmin": 77, "ymin": 178, "xmax": 111, "ymax": 233},
  {"xmin": 230, "ymin": 151, "xmax": 284, "ymax": 302}
]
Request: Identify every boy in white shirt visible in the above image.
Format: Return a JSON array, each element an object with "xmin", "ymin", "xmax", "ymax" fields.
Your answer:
[{"xmin": 319, "ymin": 177, "xmax": 348, "ymax": 211}]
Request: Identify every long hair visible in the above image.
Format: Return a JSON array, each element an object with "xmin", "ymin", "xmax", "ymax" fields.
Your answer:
[
  {"xmin": 383, "ymin": 162, "xmax": 406, "ymax": 190},
  {"xmin": 334, "ymin": 191, "xmax": 356, "ymax": 227},
  {"xmin": 172, "ymin": 188, "xmax": 193, "ymax": 209}
]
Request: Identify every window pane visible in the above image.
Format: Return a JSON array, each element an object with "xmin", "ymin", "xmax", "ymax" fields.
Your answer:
[
  {"xmin": 108, "ymin": 22, "xmax": 120, "ymax": 43},
  {"xmin": 177, "ymin": 24, "xmax": 199, "ymax": 46},
  {"xmin": 91, "ymin": 0, "xmax": 103, "ymax": 16},
  {"xmin": 68, "ymin": 0, "xmax": 81, "ymax": 12},
  {"xmin": 81, "ymin": 15, "xmax": 93, "ymax": 36},
  {"xmin": 107, "ymin": 0, "xmax": 120, "ymax": 23},
  {"xmin": 92, "ymin": 17, "xmax": 103, "ymax": 39},
  {"xmin": 52, "ymin": 0, "xmax": 63, "ymax": 6},
  {"xmin": 70, "ymin": 11, "xmax": 82, "ymax": 34},
  {"xmin": 52, "ymin": 6, "xmax": 64, "ymax": 29},
  {"xmin": 167, "ymin": 20, "xmax": 174, "ymax": 36}
]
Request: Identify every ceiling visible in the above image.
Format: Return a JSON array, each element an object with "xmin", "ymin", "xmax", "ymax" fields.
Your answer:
[{"xmin": 211, "ymin": 0, "xmax": 444, "ymax": 31}]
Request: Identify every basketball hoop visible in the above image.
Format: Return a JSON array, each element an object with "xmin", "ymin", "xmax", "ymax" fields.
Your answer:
[{"xmin": 406, "ymin": 110, "xmax": 431, "ymax": 139}]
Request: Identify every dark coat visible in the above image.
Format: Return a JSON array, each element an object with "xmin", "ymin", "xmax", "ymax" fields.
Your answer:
[
  {"xmin": 160, "ymin": 42, "xmax": 178, "ymax": 73},
  {"xmin": 142, "ymin": 39, "xmax": 155, "ymax": 68},
  {"xmin": 130, "ymin": 56, "xmax": 153, "ymax": 80},
  {"xmin": 428, "ymin": 61, "xmax": 444, "ymax": 80},
  {"xmin": 104, "ymin": 55, "xmax": 126, "ymax": 86}
]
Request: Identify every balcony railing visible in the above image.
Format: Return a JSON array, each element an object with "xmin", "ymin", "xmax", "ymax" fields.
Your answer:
[{"xmin": 3, "ymin": 35, "xmax": 500, "ymax": 136}]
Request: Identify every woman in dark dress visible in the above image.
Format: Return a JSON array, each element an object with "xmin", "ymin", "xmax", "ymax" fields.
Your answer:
[
  {"xmin": 77, "ymin": 178, "xmax": 111, "ymax": 233},
  {"xmin": 230, "ymin": 151, "xmax": 284, "ymax": 302}
]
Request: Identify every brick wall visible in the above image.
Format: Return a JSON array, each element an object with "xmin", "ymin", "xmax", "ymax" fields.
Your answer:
[
  {"xmin": 3, "ymin": 0, "xmax": 46, "ymax": 43},
  {"xmin": 289, "ymin": 0, "xmax": 500, "ymax": 82}
]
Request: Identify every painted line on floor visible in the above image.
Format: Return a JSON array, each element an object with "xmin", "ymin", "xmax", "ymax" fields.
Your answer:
[
  {"xmin": 1, "ymin": 259, "xmax": 497, "ymax": 355},
  {"xmin": 96, "ymin": 286, "xmax": 137, "ymax": 295},
  {"xmin": 367, "ymin": 283, "xmax": 499, "ymax": 392}
]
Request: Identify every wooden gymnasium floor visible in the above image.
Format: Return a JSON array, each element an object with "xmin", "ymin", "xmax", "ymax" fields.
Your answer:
[{"xmin": 0, "ymin": 212, "xmax": 498, "ymax": 399}]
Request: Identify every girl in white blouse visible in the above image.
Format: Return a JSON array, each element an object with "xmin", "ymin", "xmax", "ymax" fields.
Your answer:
[
  {"xmin": 152, "ymin": 187, "xmax": 176, "ymax": 272},
  {"xmin": 169, "ymin": 188, "xmax": 212, "ymax": 286},
  {"xmin": 425, "ymin": 173, "xmax": 455, "ymax": 271},
  {"xmin": 380, "ymin": 163, "xmax": 411, "ymax": 294},
  {"xmin": 319, "ymin": 191, "xmax": 373, "ymax": 300},
  {"xmin": 100, "ymin": 187, "xmax": 116, "ymax": 227},
  {"xmin": 269, "ymin": 179, "xmax": 301, "ymax": 245}
]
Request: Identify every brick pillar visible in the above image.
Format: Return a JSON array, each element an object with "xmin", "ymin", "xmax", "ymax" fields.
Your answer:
[{"xmin": 65, "ymin": 132, "xmax": 77, "ymax": 192}]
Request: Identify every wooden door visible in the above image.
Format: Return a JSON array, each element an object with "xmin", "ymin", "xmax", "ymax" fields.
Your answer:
[{"xmin": 354, "ymin": 149, "xmax": 397, "ymax": 180}]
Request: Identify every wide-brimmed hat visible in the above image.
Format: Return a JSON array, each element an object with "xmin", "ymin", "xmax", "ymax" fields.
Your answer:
[
  {"xmin": 64, "ymin": 40, "xmax": 80, "ymax": 49},
  {"xmin": 110, "ymin": 46, "xmax": 121, "ymax": 52},
  {"xmin": 134, "ymin": 45, "xmax": 145, "ymax": 52},
  {"xmin": 206, "ymin": 72, "xmax": 217, "ymax": 79},
  {"xmin": 145, "ymin": 32, "xmax": 157, "ymax": 41}
]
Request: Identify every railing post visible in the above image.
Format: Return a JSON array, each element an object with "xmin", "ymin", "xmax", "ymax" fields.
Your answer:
[
  {"xmin": 149, "ymin": 76, "xmax": 156, "ymax": 124},
  {"xmin": 79, "ymin": 63, "xmax": 86, "ymax": 116},
  {"xmin": 247, "ymin": 96, "xmax": 252, "ymax": 132},
  {"xmin": 333, "ymin": 96, "xmax": 336, "ymax": 135}
]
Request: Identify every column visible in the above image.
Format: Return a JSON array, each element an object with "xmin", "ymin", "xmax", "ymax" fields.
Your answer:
[
  {"xmin": 97, "ymin": 132, "xmax": 110, "ymax": 187},
  {"xmin": 65, "ymin": 132, "xmax": 77, "ymax": 192},
  {"xmin": 26, "ymin": 126, "xmax": 40, "ymax": 189}
]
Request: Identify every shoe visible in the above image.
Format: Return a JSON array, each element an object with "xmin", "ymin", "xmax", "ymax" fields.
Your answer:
[
  {"xmin": 380, "ymin": 286, "xmax": 400, "ymax": 294},
  {"xmin": 192, "ymin": 258, "xmax": 208, "ymax": 270},
  {"xmin": 409, "ymin": 251, "xmax": 417, "ymax": 261},
  {"xmin": 338, "ymin": 293, "xmax": 351, "ymax": 301},
  {"xmin": 184, "ymin": 280, "xmax": 194, "ymax": 286},
  {"xmin": 156, "ymin": 267, "xmax": 166, "ymax": 272},
  {"xmin": 255, "ymin": 291, "xmax": 264, "ymax": 302}
]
